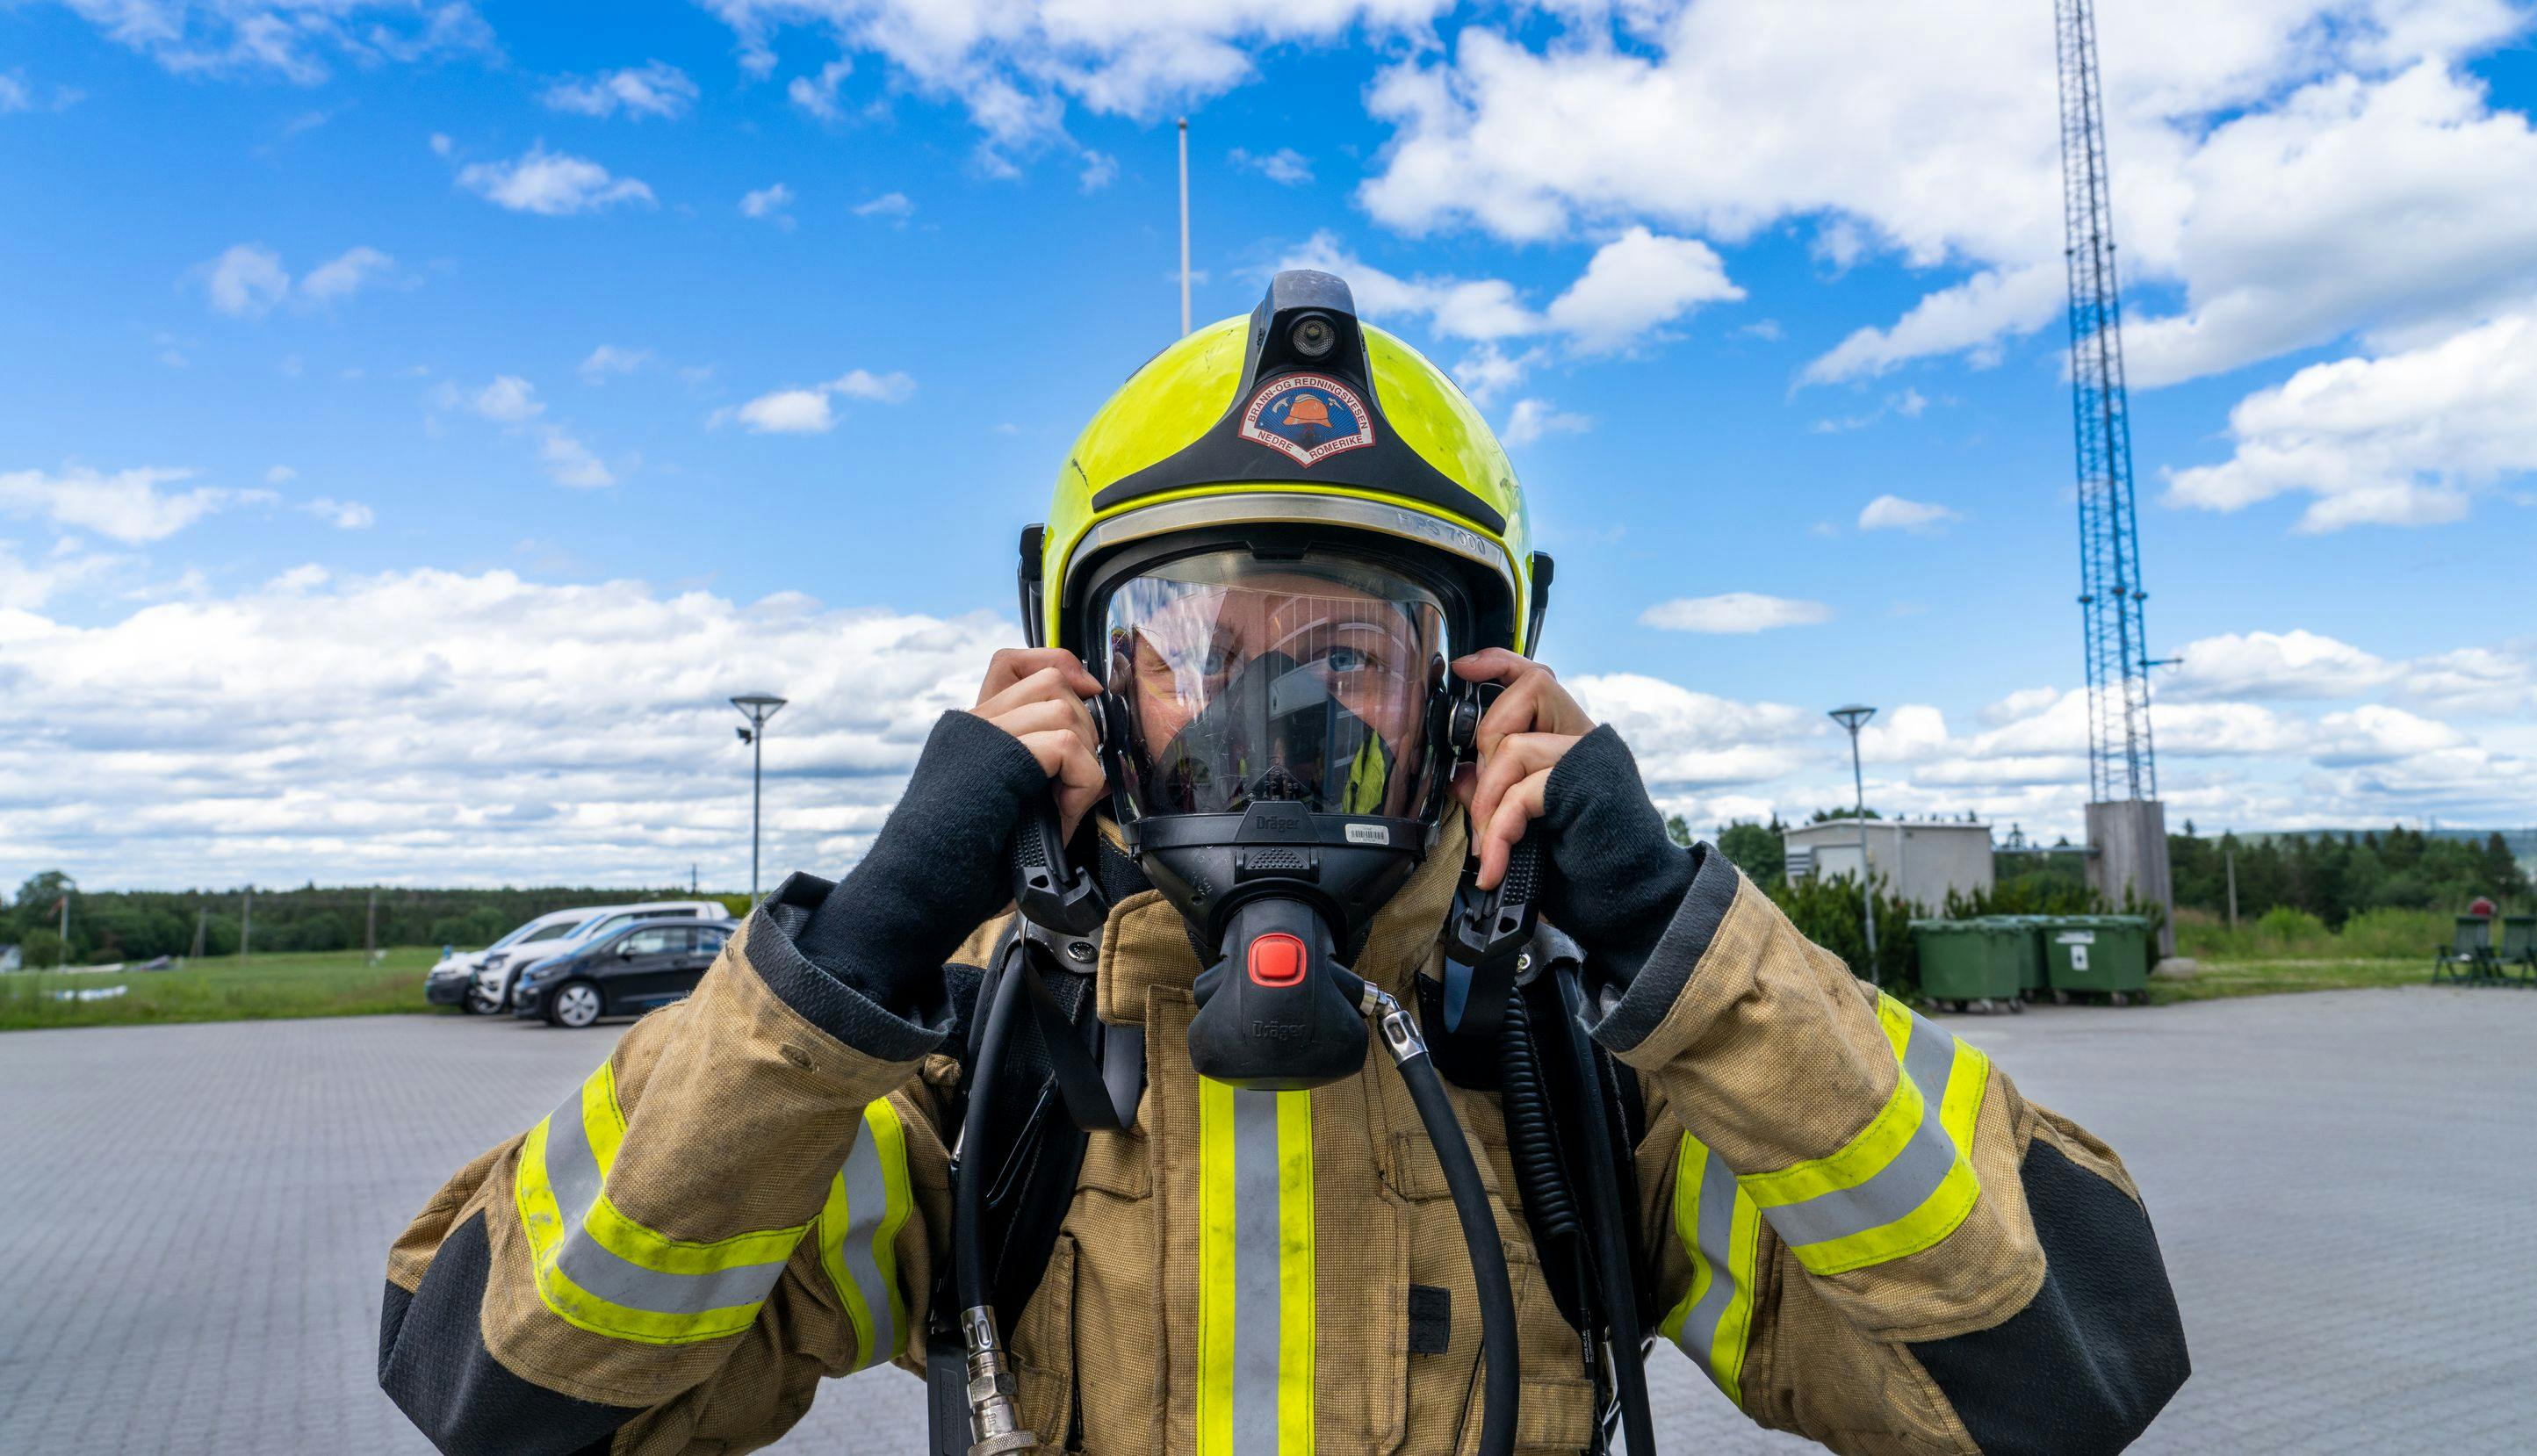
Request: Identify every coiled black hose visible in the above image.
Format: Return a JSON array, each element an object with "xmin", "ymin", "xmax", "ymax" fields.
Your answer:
[{"xmin": 1497, "ymin": 991, "xmax": 1581, "ymax": 1245}]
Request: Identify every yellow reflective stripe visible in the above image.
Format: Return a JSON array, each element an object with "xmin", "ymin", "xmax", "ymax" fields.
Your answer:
[
  {"xmin": 865, "ymin": 1099, "xmax": 916, "ymax": 1365},
  {"xmin": 1276, "ymin": 1091, "xmax": 1315, "ymax": 1456},
  {"xmin": 1196, "ymin": 1078, "xmax": 1315, "ymax": 1456},
  {"xmin": 817, "ymin": 1099, "xmax": 917, "ymax": 1371},
  {"xmin": 1724, "ymin": 994, "xmax": 1997, "ymax": 1278},
  {"xmin": 1735, "ymin": 1068, "xmax": 1926, "ymax": 1209},
  {"xmin": 1657, "ymin": 1132, "xmax": 1761, "ymax": 1406},
  {"xmin": 511, "ymin": 1062, "xmax": 811, "ymax": 1345},
  {"xmin": 1196, "ymin": 1077, "xmax": 1237, "ymax": 1456}
]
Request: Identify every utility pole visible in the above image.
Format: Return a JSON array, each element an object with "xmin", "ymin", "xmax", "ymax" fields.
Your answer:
[
  {"xmin": 2225, "ymin": 845, "xmax": 2239, "ymax": 931},
  {"xmin": 191, "ymin": 905, "xmax": 208, "ymax": 961},
  {"xmin": 690, "ymin": 863, "xmax": 699, "ymax": 895},
  {"xmin": 1178, "ymin": 117, "xmax": 1192, "ymax": 335},
  {"xmin": 365, "ymin": 887, "xmax": 378, "ymax": 960},
  {"xmin": 1827, "ymin": 705, "xmax": 1880, "ymax": 984},
  {"xmin": 241, "ymin": 887, "xmax": 253, "ymax": 964},
  {"xmin": 732, "ymin": 695, "xmax": 789, "ymax": 905},
  {"xmin": 57, "ymin": 891, "xmax": 69, "ymax": 969}
]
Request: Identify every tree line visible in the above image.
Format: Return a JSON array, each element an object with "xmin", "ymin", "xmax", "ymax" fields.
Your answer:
[{"xmin": 4, "ymin": 871, "xmax": 744, "ymax": 967}]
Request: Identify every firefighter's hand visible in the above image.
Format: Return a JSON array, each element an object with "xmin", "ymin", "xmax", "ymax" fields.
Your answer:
[
  {"xmin": 1450, "ymin": 648, "xmax": 1596, "ymax": 891},
  {"xmin": 972, "ymin": 648, "xmax": 1108, "ymax": 842}
]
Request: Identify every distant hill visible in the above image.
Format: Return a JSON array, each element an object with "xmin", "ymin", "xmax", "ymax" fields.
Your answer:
[{"xmin": 2226, "ymin": 826, "xmax": 2537, "ymax": 872}]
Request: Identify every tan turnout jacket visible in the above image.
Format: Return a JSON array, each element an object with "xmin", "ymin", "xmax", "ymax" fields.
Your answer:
[{"xmin": 385, "ymin": 820, "xmax": 2170, "ymax": 1455}]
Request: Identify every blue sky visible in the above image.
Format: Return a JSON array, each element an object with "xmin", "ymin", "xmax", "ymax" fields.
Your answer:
[{"xmin": 7, "ymin": 0, "xmax": 2537, "ymax": 888}]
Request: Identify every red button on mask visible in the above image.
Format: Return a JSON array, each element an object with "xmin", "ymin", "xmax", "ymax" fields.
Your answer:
[{"xmin": 1247, "ymin": 932, "xmax": 1308, "ymax": 987}]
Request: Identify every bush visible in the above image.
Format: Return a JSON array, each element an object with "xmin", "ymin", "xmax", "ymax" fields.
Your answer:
[{"xmin": 18, "ymin": 927, "xmax": 64, "ymax": 967}]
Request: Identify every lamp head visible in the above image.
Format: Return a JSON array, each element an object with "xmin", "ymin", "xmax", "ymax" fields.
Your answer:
[{"xmin": 1827, "ymin": 703, "xmax": 1877, "ymax": 734}]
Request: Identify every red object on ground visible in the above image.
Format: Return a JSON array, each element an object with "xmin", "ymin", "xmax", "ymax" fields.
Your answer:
[{"xmin": 2469, "ymin": 897, "xmax": 2497, "ymax": 918}]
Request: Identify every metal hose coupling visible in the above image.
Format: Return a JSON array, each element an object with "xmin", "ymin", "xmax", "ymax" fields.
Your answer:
[
  {"xmin": 959, "ymin": 1305, "xmax": 1039, "ymax": 1455},
  {"xmin": 1360, "ymin": 984, "xmax": 1429, "ymax": 1065}
]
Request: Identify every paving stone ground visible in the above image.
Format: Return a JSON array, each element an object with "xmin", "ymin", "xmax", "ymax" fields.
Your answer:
[{"xmin": 2, "ymin": 985, "xmax": 2528, "ymax": 1453}]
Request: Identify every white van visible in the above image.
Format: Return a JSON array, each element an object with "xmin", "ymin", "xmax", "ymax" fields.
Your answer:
[
  {"xmin": 425, "ymin": 907, "xmax": 607, "ymax": 1012},
  {"xmin": 472, "ymin": 900, "xmax": 730, "ymax": 1013}
]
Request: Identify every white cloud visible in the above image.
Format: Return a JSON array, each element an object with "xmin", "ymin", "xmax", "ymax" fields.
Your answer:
[
  {"xmin": 196, "ymin": 242, "xmax": 398, "ymax": 316},
  {"xmin": 854, "ymin": 191, "xmax": 914, "ymax": 220},
  {"xmin": 1856, "ymin": 494, "xmax": 1961, "ymax": 532},
  {"xmin": 711, "ymin": 368, "xmax": 916, "ymax": 433},
  {"xmin": 2168, "ymin": 629, "xmax": 2401, "ymax": 701},
  {"xmin": 1351, "ymin": 4, "xmax": 2537, "ymax": 396},
  {"xmin": 2163, "ymin": 309, "xmax": 2537, "ymax": 533},
  {"xmin": 541, "ymin": 61, "xmax": 697, "ymax": 119},
  {"xmin": 1078, "ymin": 149, "xmax": 1119, "ymax": 191},
  {"xmin": 438, "ymin": 376, "xmax": 620, "ymax": 487},
  {"xmin": 59, "ymin": 0, "xmax": 494, "ymax": 85},
  {"xmin": 429, "ymin": 131, "xmax": 453, "ymax": 157},
  {"xmin": 1231, "ymin": 146, "xmax": 1312, "ymax": 184},
  {"xmin": 457, "ymin": 145, "xmax": 654, "ymax": 216},
  {"xmin": 1276, "ymin": 227, "xmax": 1738, "ymax": 394},
  {"xmin": 579, "ymin": 344, "xmax": 653, "ymax": 381},
  {"xmin": 1638, "ymin": 592, "xmax": 1833, "ymax": 634},
  {"xmin": 300, "ymin": 497, "xmax": 375, "ymax": 529},
  {"xmin": 537, "ymin": 429, "xmax": 615, "ymax": 488},
  {"xmin": 1501, "ymin": 397, "xmax": 1590, "ymax": 447},
  {"xmin": 0, "ymin": 71, "xmax": 30, "ymax": 112},
  {"xmin": 0, "ymin": 465, "xmax": 272, "ymax": 544},
  {"xmin": 708, "ymin": 1, "xmax": 1445, "ymax": 155},
  {"xmin": 298, "ymin": 245, "xmax": 396, "ymax": 303},
  {"xmin": 0, "ymin": 538, "xmax": 129, "ymax": 609},
  {"xmin": 741, "ymin": 181, "xmax": 796, "ymax": 228},
  {"xmin": 464, "ymin": 375, "xmax": 544, "ymax": 423},
  {"xmin": 1540, "ymin": 227, "xmax": 1742, "ymax": 353},
  {"xmin": 0, "ymin": 565, "xmax": 1013, "ymax": 884},
  {"xmin": 788, "ymin": 57, "xmax": 853, "ymax": 119},
  {"xmin": 263, "ymin": 465, "xmax": 296, "ymax": 485},
  {"xmin": 198, "ymin": 243, "xmax": 290, "ymax": 317}
]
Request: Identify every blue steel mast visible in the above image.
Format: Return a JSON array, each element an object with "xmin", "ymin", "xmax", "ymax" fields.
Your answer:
[{"xmin": 2056, "ymin": 0, "xmax": 2158, "ymax": 803}]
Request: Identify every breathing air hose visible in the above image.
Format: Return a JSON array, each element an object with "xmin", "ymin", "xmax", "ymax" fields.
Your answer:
[
  {"xmin": 951, "ymin": 953, "xmax": 1036, "ymax": 1454},
  {"xmin": 1366, "ymin": 983, "xmax": 1521, "ymax": 1456}
]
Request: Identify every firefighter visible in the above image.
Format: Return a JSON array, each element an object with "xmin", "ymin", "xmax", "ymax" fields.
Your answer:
[{"xmin": 380, "ymin": 271, "xmax": 2187, "ymax": 1456}]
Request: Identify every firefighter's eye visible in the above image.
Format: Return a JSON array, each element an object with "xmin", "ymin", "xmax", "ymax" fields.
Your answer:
[{"xmin": 1324, "ymin": 645, "xmax": 1376, "ymax": 674}]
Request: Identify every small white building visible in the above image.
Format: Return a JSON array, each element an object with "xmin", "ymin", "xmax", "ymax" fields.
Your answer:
[{"xmin": 1784, "ymin": 818, "xmax": 1995, "ymax": 912}]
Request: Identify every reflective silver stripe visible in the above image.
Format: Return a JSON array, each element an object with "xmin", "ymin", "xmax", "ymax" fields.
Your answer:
[
  {"xmin": 1758, "ymin": 1017, "xmax": 1964, "ymax": 1250},
  {"xmin": 1231, "ymin": 1090, "xmax": 1284, "ymax": 1456},
  {"xmin": 833, "ymin": 1129, "xmax": 898, "ymax": 1367},
  {"xmin": 1676, "ymin": 1146, "xmax": 1742, "ymax": 1368},
  {"xmin": 541, "ymin": 1085, "xmax": 791, "ymax": 1317},
  {"xmin": 1072, "ymin": 494, "xmax": 1519, "ymax": 595}
]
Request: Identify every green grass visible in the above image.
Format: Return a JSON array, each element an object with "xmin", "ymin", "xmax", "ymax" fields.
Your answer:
[
  {"xmin": 0, "ymin": 946, "xmax": 449, "ymax": 1030},
  {"xmin": 2144, "ymin": 956, "xmax": 2433, "ymax": 1004}
]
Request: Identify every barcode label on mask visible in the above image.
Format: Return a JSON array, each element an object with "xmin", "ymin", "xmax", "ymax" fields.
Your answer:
[{"xmin": 1344, "ymin": 824, "xmax": 1388, "ymax": 846}]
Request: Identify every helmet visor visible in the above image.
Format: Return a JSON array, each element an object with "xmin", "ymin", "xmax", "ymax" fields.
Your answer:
[{"xmin": 1099, "ymin": 550, "xmax": 1447, "ymax": 819}]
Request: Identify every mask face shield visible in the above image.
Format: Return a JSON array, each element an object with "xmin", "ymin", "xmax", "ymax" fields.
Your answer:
[{"xmin": 1098, "ymin": 550, "xmax": 1450, "ymax": 826}]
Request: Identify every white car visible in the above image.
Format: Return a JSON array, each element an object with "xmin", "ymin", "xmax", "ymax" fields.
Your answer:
[
  {"xmin": 472, "ymin": 900, "xmax": 732, "ymax": 1014},
  {"xmin": 426, "ymin": 907, "xmax": 606, "ymax": 1013}
]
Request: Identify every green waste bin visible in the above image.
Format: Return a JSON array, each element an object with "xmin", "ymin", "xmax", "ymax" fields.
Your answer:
[
  {"xmin": 1911, "ymin": 919, "xmax": 2023, "ymax": 1009},
  {"xmin": 1988, "ymin": 916, "xmax": 2050, "ymax": 998},
  {"xmin": 2043, "ymin": 915, "xmax": 2151, "ymax": 1002}
]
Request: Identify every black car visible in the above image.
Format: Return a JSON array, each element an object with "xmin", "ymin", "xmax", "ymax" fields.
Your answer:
[{"xmin": 511, "ymin": 919, "xmax": 736, "ymax": 1027}]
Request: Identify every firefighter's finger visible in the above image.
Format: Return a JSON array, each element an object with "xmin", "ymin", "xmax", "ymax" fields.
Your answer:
[
  {"xmin": 1462, "ymin": 657, "xmax": 1592, "ymax": 758},
  {"xmin": 1474, "ymin": 768, "xmax": 1551, "ymax": 891},
  {"xmin": 1467, "ymin": 732, "xmax": 1573, "ymax": 849},
  {"xmin": 976, "ymin": 663, "xmax": 1100, "ymax": 724},
  {"xmin": 978, "ymin": 648, "xmax": 1101, "ymax": 706},
  {"xmin": 982, "ymin": 692, "xmax": 1098, "ymax": 757},
  {"xmin": 1018, "ymin": 730, "xmax": 1109, "ymax": 841}
]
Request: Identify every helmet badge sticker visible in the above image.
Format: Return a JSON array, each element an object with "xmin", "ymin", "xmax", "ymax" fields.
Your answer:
[{"xmin": 1238, "ymin": 373, "xmax": 1376, "ymax": 467}]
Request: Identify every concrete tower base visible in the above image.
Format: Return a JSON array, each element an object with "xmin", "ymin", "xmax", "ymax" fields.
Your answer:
[{"xmin": 2087, "ymin": 799, "xmax": 2176, "ymax": 955}]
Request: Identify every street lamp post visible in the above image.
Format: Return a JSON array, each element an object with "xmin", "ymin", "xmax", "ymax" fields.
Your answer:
[
  {"xmin": 1827, "ymin": 703, "xmax": 1879, "ymax": 984},
  {"xmin": 731, "ymin": 695, "xmax": 789, "ymax": 905}
]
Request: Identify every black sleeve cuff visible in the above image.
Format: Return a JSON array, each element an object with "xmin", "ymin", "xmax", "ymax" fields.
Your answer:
[
  {"xmin": 1537, "ymin": 724, "xmax": 1700, "ymax": 982},
  {"xmin": 1583, "ymin": 839, "xmax": 1737, "ymax": 1057},
  {"xmin": 380, "ymin": 1213, "xmax": 640, "ymax": 1456},
  {"xmin": 789, "ymin": 709, "xmax": 1051, "ymax": 1020},
  {"xmin": 748, "ymin": 873, "xmax": 949, "ymax": 1063},
  {"xmin": 1910, "ymin": 1141, "xmax": 2191, "ymax": 1455}
]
